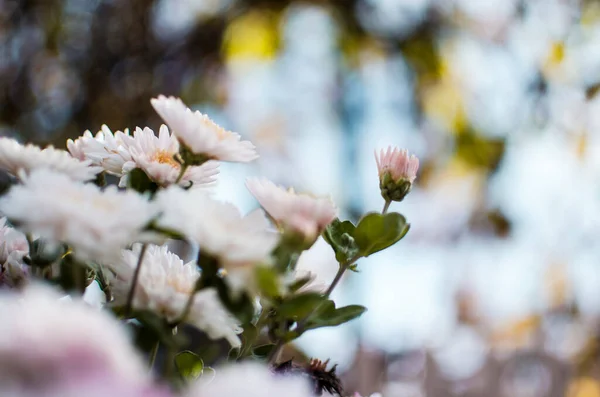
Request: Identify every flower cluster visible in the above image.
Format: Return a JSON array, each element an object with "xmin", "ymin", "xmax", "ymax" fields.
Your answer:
[{"xmin": 0, "ymin": 94, "xmax": 418, "ymax": 397}]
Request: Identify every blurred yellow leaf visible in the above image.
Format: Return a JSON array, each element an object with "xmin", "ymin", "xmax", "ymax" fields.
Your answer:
[
  {"xmin": 490, "ymin": 315, "xmax": 541, "ymax": 348},
  {"xmin": 582, "ymin": 1, "xmax": 600, "ymax": 26},
  {"xmin": 222, "ymin": 10, "xmax": 279, "ymax": 61},
  {"xmin": 545, "ymin": 263, "xmax": 569, "ymax": 309},
  {"xmin": 568, "ymin": 377, "xmax": 600, "ymax": 397}
]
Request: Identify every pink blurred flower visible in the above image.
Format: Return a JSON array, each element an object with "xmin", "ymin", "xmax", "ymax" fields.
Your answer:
[
  {"xmin": 245, "ymin": 177, "xmax": 337, "ymax": 243},
  {"xmin": 375, "ymin": 147, "xmax": 419, "ymax": 184},
  {"xmin": 0, "ymin": 376, "xmax": 173, "ymax": 397},
  {"xmin": 0, "ymin": 285, "xmax": 149, "ymax": 390},
  {"xmin": 186, "ymin": 362, "xmax": 313, "ymax": 397},
  {"xmin": 375, "ymin": 147, "xmax": 419, "ymax": 202},
  {"xmin": 0, "ymin": 217, "xmax": 29, "ymax": 289}
]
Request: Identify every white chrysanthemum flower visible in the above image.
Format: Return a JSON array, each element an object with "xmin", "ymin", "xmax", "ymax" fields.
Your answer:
[
  {"xmin": 107, "ymin": 244, "xmax": 241, "ymax": 347},
  {"xmin": 0, "ymin": 138, "xmax": 101, "ymax": 182},
  {"xmin": 0, "ymin": 169, "xmax": 157, "ymax": 264},
  {"xmin": 0, "ymin": 217, "xmax": 29, "ymax": 288},
  {"xmin": 0, "ymin": 284, "xmax": 148, "ymax": 389},
  {"xmin": 120, "ymin": 125, "xmax": 219, "ymax": 188},
  {"xmin": 151, "ymin": 95, "xmax": 258, "ymax": 162},
  {"xmin": 246, "ymin": 177, "xmax": 338, "ymax": 242},
  {"xmin": 67, "ymin": 125, "xmax": 132, "ymax": 175},
  {"xmin": 0, "ymin": 377, "xmax": 172, "ymax": 397},
  {"xmin": 186, "ymin": 362, "xmax": 313, "ymax": 397},
  {"xmin": 155, "ymin": 187, "xmax": 278, "ymax": 292}
]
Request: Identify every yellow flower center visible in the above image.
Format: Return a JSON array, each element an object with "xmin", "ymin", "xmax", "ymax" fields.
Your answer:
[{"xmin": 151, "ymin": 150, "xmax": 179, "ymax": 168}]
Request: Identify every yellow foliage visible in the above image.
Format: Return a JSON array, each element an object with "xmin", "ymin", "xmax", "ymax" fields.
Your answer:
[
  {"xmin": 222, "ymin": 10, "xmax": 279, "ymax": 61},
  {"xmin": 568, "ymin": 377, "xmax": 600, "ymax": 397}
]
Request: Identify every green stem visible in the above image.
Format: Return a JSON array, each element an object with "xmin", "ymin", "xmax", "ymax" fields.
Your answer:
[
  {"xmin": 382, "ymin": 199, "xmax": 392, "ymax": 214},
  {"xmin": 268, "ymin": 253, "xmax": 361, "ymax": 365},
  {"xmin": 148, "ymin": 341, "xmax": 159, "ymax": 370},
  {"xmin": 267, "ymin": 339, "xmax": 284, "ymax": 364},
  {"xmin": 175, "ymin": 165, "xmax": 189, "ymax": 185},
  {"xmin": 289, "ymin": 253, "xmax": 300, "ymax": 272},
  {"xmin": 125, "ymin": 243, "xmax": 148, "ymax": 317},
  {"xmin": 240, "ymin": 307, "xmax": 271, "ymax": 358},
  {"xmin": 163, "ymin": 330, "xmax": 176, "ymax": 379}
]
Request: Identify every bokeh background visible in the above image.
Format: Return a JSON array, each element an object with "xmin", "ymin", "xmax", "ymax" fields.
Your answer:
[{"xmin": 4, "ymin": 0, "xmax": 600, "ymax": 395}]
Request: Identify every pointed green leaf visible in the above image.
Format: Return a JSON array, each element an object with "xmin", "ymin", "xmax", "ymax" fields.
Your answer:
[
  {"xmin": 288, "ymin": 275, "xmax": 313, "ymax": 293},
  {"xmin": 255, "ymin": 266, "xmax": 280, "ymax": 299},
  {"xmin": 175, "ymin": 351, "xmax": 204, "ymax": 380},
  {"xmin": 277, "ymin": 292, "xmax": 324, "ymax": 319},
  {"xmin": 354, "ymin": 212, "xmax": 410, "ymax": 257},
  {"xmin": 305, "ymin": 303, "xmax": 367, "ymax": 330},
  {"xmin": 253, "ymin": 344, "xmax": 276, "ymax": 359}
]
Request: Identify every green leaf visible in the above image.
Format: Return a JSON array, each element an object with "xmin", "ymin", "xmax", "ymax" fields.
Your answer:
[
  {"xmin": 288, "ymin": 275, "xmax": 313, "ymax": 293},
  {"xmin": 255, "ymin": 266, "xmax": 280, "ymax": 299},
  {"xmin": 134, "ymin": 310, "xmax": 185, "ymax": 348},
  {"xmin": 277, "ymin": 292, "xmax": 324, "ymax": 319},
  {"xmin": 354, "ymin": 212, "xmax": 410, "ymax": 257},
  {"xmin": 238, "ymin": 323, "xmax": 258, "ymax": 358},
  {"xmin": 253, "ymin": 344, "xmax": 276, "ymax": 359},
  {"xmin": 323, "ymin": 218, "xmax": 359, "ymax": 263},
  {"xmin": 175, "ymin": 351, "xmax": 204, "ymax": 380},
  {"xmin": 305, "ymin": 303, "xmax": 367, "ymax": 330},
  {"xmin": 127, "ymin": 168, "xmax": 159, "ymax": 195}
]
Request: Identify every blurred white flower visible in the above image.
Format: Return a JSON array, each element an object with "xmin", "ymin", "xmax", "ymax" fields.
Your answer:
[
  {"xmin": 0, "ymin": 217, "xmax": 29, "ymax": 288},
  {"xmin": 0, "ymin": 169, "xmax": 157, "ymax": 264},
  {"xmin": 107, "ymin": 244, "xmax": 241, "ymax": 347},
  {"xmin": 66, "ymin": 125, "xmax": 132, "ymax": 176},
  {"xmin": 0, "ymin": 284, "xmax": 148, "ymax": 389},
  {"xmin": 293, "ymin": 237, "xmax": 338, "ymax": 293},
  {"xmin": 186, "ymin": 362, "xmax": 313, "ymax": 397},
  {"xmin": 151, "ymin": 95, "xmax": 258, "ymax": 162},
  {"xmin": 0, "ymin": 377, "xmax": 173, "ymax": 397},
  {"xmin": 0, "ymin": 376, "xmax": 172, "ymax": 397},
  {"xmin": 155, "ymin": 187, "xmax": 278, "ymax": 292},
  {"xmin": 246, "ymin": 177, "xmax": 337, "ymax": 242},
  {"xmin": 0, "ymin": 138, "xmax": 101, "ymax": 182},
  {"xmin": 120, "ymin": 125, "xmax": 219, "ymax": 188}
]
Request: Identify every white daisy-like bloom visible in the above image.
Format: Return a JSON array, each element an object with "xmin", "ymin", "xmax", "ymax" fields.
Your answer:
[
  {"xmin": 155, "ymin": 187, "xmax": 279, "ymax": 293},
  {"xmin": 120, "ymin": 125, "xmax": 219, "ymax": 188},
  {"xmin": 245, "ymin": 177, "xmax": 338, "ymax": 242},
  {"xmin": 0, "ymin": 217, "xmax": 29, "ymax": 288},
  {"xmin": 0, "ymin": 284, "xmax": 148, "ymax": 389},
  {"xmin": 66, "ymin": 125, "xmax": 132, "ymax": 175},
  {"xmin": 107, "ymin": 243, "xmax": 242, "ymax": 347},
  {"xmin": 150, "ymin": 95, "xmax": 258, "ymax": 162},
  {"xmin": 0, "ymin": 138, "xmax": 101, "ymax": 182},
  {"xmin": 0, "ymin": 169, "xmax": 157, "ymax": 264},
  {"xmin": 186, "ymin": 362, "xmax": 313, "ymax": 397},
  {"xmin": 0, "ymin": 378, "xmax": 172, "ymax": 397}
]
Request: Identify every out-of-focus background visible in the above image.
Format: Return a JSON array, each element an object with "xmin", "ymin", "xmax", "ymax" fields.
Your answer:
[{"xmin": 3, "ymin": 0, "xmax": 600, "ymax": 395}]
